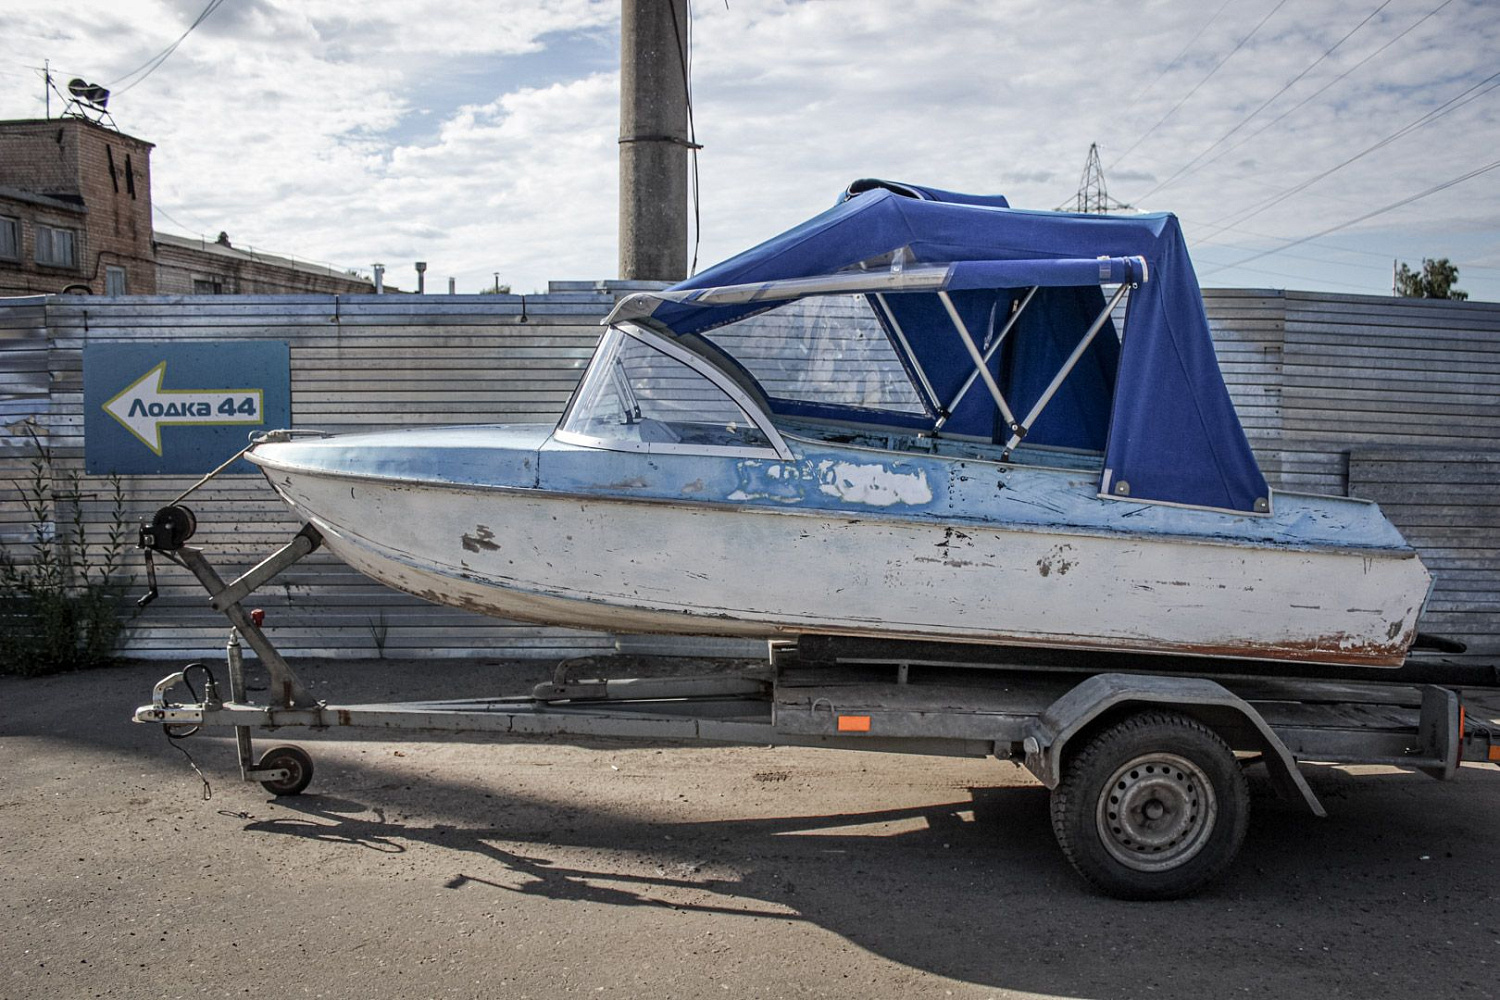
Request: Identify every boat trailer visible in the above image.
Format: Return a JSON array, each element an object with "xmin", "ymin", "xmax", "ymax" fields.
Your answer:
[{"xmin": 133, "ymin": 510, "xmax": 1500, "ymax": 899}]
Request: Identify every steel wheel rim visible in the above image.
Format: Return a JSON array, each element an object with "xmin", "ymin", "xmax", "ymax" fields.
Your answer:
[
  {"xmin": 1095, "ymin": 752, "xmax": 1217, "ymax": 872},
  {"xmin": 266, "ymin": 753, "xmax": 305, "ymax": 792}
]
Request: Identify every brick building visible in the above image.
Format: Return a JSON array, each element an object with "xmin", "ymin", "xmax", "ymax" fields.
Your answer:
[
  {"xmin": 0, "ymin": 117, "xmax": 377, "ymax": 297},
  {"xmin": 156, "ymin": 233, "xmax": 376, "ymax": 295},
  {"xmin": 0, "ymin": 117, "xmax": 155, "ymax": 295}
]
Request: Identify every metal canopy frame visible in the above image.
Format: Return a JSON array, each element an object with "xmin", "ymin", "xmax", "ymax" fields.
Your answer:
[
  {"xmin": 934, "ymin": 285, "xmax": 1037, "ymax": 431},
  {"xmin": 936, "ymin": 281, "xmax": 1132, "ymax": 459},
  {"xmin": 606, "ymin": 257, "xmax": 1142, "ymax": 462}
]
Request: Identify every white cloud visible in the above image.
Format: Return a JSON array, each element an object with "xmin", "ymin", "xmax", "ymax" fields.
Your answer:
[{"xmin": 1, "ymin": 0, "xmax": 1496, "ymax": 297}]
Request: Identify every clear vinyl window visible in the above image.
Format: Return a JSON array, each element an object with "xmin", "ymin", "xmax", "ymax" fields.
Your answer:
[
  {"xmin": 560, "ymin": 328, "xmax": 776, "ymax": 453},
  {"xmin": 701, "ymin": 294, "xmax": 926, "ymax": 413}
]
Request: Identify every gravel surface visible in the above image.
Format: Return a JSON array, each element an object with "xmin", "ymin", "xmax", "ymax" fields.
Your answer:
[{"xmin": 3, "ymin": 657, "xmax": 1500, "ymax": 999}]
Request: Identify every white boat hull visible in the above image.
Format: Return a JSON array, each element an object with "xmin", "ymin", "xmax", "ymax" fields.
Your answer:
[{"xmin": 264, "ymin": 468, "xmax": 1430, "ymax": 667}]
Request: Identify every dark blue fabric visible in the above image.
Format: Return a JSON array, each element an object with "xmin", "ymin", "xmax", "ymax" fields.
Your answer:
[
  {"xmin": 651, "ymin": 188, "xmax": 1268, "ymax": 513},
  {"xmin": 1000, "ymin": 287, "xmax": 1119, "ymax": 451},
  {"xmin": 840, "ymin": 178, "xmax": 1011, "ymax": 207}
]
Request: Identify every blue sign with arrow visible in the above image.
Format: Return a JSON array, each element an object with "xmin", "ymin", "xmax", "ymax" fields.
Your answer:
[{"xmin": 84, "ymin": 341, "xmax": 291, "ymax": 475}]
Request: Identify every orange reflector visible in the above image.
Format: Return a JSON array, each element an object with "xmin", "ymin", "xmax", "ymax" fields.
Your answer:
[
  {"xmin": 1488, "ymin": 745, "xmax": 1500, "ymax": 763},
  {"xmin": 837, "ymin": 715, "xmax": 872, "ymax": 733}
]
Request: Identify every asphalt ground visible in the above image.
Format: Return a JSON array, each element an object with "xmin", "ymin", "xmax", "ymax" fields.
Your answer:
[{"xmin": 3, "ymin": 657, "xmax": 1500, "ymax": 1000}]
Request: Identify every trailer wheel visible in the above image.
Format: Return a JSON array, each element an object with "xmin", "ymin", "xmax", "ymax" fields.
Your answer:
[
  {"xmin": 1050, "ymin": 711, "xmax": 1248, "ymax": 900},
  {"xmin": 258, "ymin": 745, "xmax": 314, "ymax": 797}
]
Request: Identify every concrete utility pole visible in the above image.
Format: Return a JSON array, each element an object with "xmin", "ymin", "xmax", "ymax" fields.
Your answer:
[{"xmin": 618, "ymin": 0, "xmax": 690, "ymax": 282}]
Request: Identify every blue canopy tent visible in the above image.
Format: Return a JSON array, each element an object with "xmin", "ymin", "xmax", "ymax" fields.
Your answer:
[{"xmin": 608, "ymin": 185, "xmax": 1269, "ymax": 515}]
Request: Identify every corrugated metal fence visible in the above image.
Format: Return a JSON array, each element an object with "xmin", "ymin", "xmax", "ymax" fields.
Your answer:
[
  {"xmin": 2, "ymin": 286, "xmax": 1497, "ymax": 658},
  {"xmin": 1209, "ymin": 290, "xmax": 1500, "ymax": 650}
]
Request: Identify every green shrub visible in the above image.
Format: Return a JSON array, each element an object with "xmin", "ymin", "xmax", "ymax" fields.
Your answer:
[{"xmin": 0, "ymin": 433, "xmax": 134, "ymax": 676}]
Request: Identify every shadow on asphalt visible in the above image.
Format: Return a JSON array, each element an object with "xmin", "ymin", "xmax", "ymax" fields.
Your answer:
[{"xmin": 228, "ymin": 762, "xmax": 1500, "ymax": 998}]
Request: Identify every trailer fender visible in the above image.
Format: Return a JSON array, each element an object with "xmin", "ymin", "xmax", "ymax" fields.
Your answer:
[{"xmin": 1023, "ymin": 673, "xmax": 1326, "ymax": 818}]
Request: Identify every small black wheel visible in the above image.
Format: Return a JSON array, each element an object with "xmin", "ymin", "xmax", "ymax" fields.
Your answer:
[
  {"xmin": 257, "ymin": 745, "xmax": 314, "ymax": 796},
  {"xmin": 1050, "ymin": 711, "xmax": 1249, "ymax": 900}
]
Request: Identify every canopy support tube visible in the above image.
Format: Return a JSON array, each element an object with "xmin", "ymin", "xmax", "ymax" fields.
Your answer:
[
  {"xmin": 938, "ymin": 291, "xmax": 1020, "ymax": 435},
  {"xmin": 935, "ymin": 285, "xmax": 1038, "ymax": 432},
  {"xmin": 874, "ymin": 293, "xmax": 941, "ymax": 416},
  {"xmin": 1002, "ymin": 282, "xmax": 1133, "ymax": 457}
]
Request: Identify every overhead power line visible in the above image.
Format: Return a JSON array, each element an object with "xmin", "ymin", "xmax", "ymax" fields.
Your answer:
[
  {"xmin": 1199, "ymin": 67, "xmax": 1500, "ymax": 238},
  {"xmin": 1198, "ymin": 156, "xmax": 1500, "ymax": 276},
  {"xmin": 1109, "ymin": 0, "xmax": 1289, "ymax": 171},
  {"xmin": 110, "ymin": 0, "xmax": 230, "ymax": 97},
  {"xmin": 1130, "ymin": 0, "xmax": 1234, "ymax": 104},
  {"xmin": 1196, "ymin": 219, "xmax": 1456, "ymax": 264},
  {"xmin": 1188, "ymin": 218, "xmax": 1500, "ymax": 277},
  {"xmin": 1191, "ymin": 257, "xmax": 1390, "ymax": 291},
  {"xmin": 1137, "ymin": 0, "xmax": 1392, "ymax": 203},
  {"xmin": 151, "ymin": 201, "xmax": 215, "ymax": 236},
  {"xmin": 1152, "ymin": 0, "xmax": 1455, "ymax": 197}
]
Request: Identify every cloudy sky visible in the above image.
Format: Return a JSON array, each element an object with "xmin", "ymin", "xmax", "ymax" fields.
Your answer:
[{"xmin": 3, "ymin": 0, "xmax": 1498, "ymax": 299}]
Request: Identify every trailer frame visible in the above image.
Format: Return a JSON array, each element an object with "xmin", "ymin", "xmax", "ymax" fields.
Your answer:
[{"xmin": 132, "ymin": 514, "xmax": 1500, "ymax": 899}]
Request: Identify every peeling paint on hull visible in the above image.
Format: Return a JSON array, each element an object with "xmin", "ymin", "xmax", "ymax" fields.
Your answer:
[{"xmin": 267, "ymin": 471, "xmax": 1430, "ymax": 668}]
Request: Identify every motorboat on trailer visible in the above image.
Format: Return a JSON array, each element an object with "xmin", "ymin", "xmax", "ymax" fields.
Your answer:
[{"xmin": 245, "ymin": 180, "xmax": 1432, "ymax": 668}]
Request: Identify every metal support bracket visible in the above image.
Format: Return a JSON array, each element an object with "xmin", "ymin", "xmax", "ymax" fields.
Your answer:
[
  {"xmin": 210, "ymin": 525, "xmax": 322, "ymax": 611},
  {"xmin": 171, "ymin": 528, "xmax": 324, "ymax": 710}
]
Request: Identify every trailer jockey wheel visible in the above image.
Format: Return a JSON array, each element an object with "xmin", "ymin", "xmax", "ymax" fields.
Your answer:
[
  {"xmin": 1050, "ymin": 711, "xmax": 1249, "ymax": 900},
  {"xmin": 257, "ymin": 745, "xmax": 314, "ymax": 797}
]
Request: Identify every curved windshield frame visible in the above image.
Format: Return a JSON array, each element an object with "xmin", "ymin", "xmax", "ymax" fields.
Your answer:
[{"xmin": 555, "ymin": 324, "xmax": 791, "ymax": 459}]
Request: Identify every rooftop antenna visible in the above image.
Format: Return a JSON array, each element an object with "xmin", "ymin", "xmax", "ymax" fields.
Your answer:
[
  {"xmin": 1058, "ymin": 143, "xmax": 1132, "ymax": 214},
  {"xmin": 60, "ymin": 76, "xmax": 116, "ymax": 129},
  {"xmin": 28, "ymin": 61, "xmax": 65, "ymax": 119}
]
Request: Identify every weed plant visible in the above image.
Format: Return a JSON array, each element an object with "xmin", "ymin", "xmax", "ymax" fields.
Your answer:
[{"xmin": 0, "ymin": 432, "xmax": 134, "ymax": 675}]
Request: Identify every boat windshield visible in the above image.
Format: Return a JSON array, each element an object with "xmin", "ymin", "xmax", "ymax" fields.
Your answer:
[{"xmin": 558, "ymin": 327, "xmax": 778, "ymax": 454}]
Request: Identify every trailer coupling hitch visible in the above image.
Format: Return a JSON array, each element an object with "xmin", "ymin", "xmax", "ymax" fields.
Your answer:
[{"xmin": 137, "ymin": 504, "xmax": 198, "ymax": 608}]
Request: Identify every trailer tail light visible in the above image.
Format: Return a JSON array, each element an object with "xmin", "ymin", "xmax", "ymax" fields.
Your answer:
[{"xmin": 837, "ymin": 715, "xmax": 871, "ymax": 733}]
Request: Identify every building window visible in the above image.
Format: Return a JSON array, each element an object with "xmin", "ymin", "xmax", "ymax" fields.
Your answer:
[
  {"xmin": 35, "ymin": 225, "xmax": 76, "ymax": 267},
  {"xmin": 0, "ymin": 217, "xmax": 17, "ymax": 260},
  {"xmin": 106, "ymin": 266, "xmax": 127, "ymax": 296},
  {"xmin": 193, "ymin": 278, "xmax": 224, "ymax": 295}
]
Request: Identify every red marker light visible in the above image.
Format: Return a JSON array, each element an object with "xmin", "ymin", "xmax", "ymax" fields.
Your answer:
[{"xmin": 250, "ymin": 609, "xmax": 266, "ymax": 627}]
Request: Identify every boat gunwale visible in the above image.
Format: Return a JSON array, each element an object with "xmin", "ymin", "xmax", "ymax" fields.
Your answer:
[{"xmin": 247, "ymin": 448, "xmax": 1420, "ymax": 560}]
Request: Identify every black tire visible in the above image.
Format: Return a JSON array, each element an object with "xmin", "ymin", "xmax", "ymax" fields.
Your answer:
[
  {"xmin": 257, "ymin": 745, "xmax": 314, "ymax": 796},
  {"xmin": 1050, "ymin": 711, "xmax": 1249, "ymax": 901}
]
